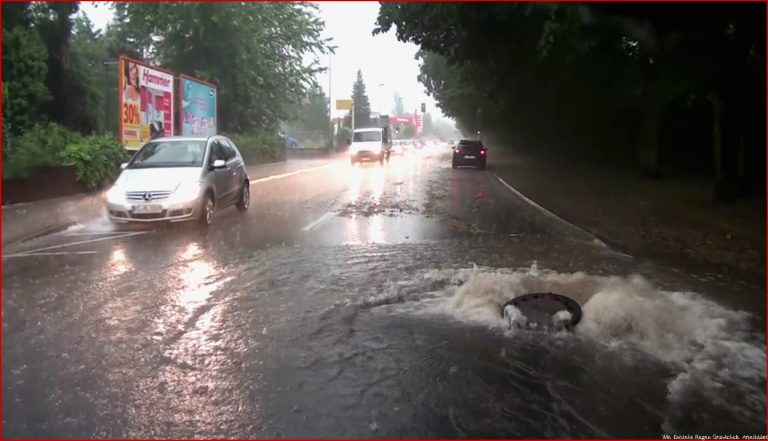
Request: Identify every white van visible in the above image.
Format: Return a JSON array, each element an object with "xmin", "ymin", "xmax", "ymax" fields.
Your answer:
[{"xmin": 349, "ymin": 128, "xmax": 391, "ymax": 165}]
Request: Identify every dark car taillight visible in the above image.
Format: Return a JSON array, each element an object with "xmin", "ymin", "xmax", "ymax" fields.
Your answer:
[
  {"xmin": 480, "ymin": 150, "xmax": 486, "ymax": 156},
  {"xmin": 454, "ymin": 149, "xmax": 460, "ymax": 154}
]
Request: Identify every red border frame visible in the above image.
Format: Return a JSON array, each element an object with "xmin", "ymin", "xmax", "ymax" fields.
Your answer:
[{"xmin": 178, "ymin": 73, "xmax": 219, "ymax": 136}]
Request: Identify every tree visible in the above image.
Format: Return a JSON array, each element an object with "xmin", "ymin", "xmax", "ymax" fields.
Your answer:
[
  {"xmin": 392, "ymin": 91, "xmax": 405, "ymax": 115},
  {"xmin": 376, "ymin": 2, "xmax": 765, "ymax": 198},
  {"xmin": 114, "ymin": 2, "xmax": 332, "ymax": 133},
  {"xmin": 298, "ymin": 86, "xmax": 330, "ymax": 133},
  {"xmin": 351, "ymin": 69, "xmax": 373, "ymax": 128},
  {"xmin": 1, "ymin": 24, "xmax": 50, "ymax": 143},
  {"xmin": 59, "ymin": 13, "xmax": 109, "ymax": 133},
  {"xmin": 30, "ymin": 2, "xmax": 80, "ymax": 125}
]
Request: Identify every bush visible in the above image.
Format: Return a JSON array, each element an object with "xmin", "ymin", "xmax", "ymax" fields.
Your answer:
[
  {"xmin": 62, "ymin": 133, "xmax": 130, "ymax": 190},
  {"xmin": 336, "ymin": 127, "xmax": 352, "ymax": 148},
  {"xmin": 3, "ymin": 122, "xmax": 83, "ymax": 179},
  {"xmin": 227, "ymin": 132, "xmax": 286, "ymax": 165}
]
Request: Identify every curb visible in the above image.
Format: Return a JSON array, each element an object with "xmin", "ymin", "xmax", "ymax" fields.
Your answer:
[{"xmin": 492, "ymin": 172, "xmax": 608, "ymax": 248}]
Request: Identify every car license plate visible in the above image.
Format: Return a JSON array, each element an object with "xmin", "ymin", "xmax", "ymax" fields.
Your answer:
[
  {"xmin": 133, "ymin": 204, "xmax": 162, "ymax": 214},
  {"xmin": 464, "ymin": 155, "xmax": 476, "ymax": 159}
]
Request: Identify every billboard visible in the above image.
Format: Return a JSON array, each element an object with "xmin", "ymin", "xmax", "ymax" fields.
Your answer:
[
  {"xmin": 179, "ymin": 75, "xmax": 217, "ymax": 137},
  {"xmin": 119, "ymin": 56, "xmax": 174, "ymax": 150}
]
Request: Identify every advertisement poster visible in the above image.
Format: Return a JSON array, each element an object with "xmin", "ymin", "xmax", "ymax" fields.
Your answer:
[
  {"xmin": 180, "ymin": 75, "xmax": 217, "ymax": 137},
  {"xmin": 119, "ymin": 56, "xmax": 174, "ymax": 150}
]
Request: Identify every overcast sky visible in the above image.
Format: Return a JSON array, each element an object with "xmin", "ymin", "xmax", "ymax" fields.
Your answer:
[{"xmin": 80, "ymin": 1, "xmax": 445, "ymax": 120}]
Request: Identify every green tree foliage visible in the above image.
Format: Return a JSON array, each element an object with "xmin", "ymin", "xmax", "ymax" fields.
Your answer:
[
  {"xmin": 61, "ymin": 133, "xmax": 130, "ymax": 190},
  {"xmin": 60, "ymin": 14, "xmax": 109, "ymax": 133},
  {"xmin": 3, "ymin": 123, "xmax": 83, "ymax": 179},
  {"xmin": 351, "ymin": 69, "xmax": 372, "ymax": 128},
  {"xmin": 392, "ymin": 91, "xmax": 405, "ymax": 115},
  {"xmin": 29, "ymin": 2, "xmax": 81, "ymax": 125},
  {"xmin": 297, "ymin": 86, "xmax": 330, "ymax": 133},
  {"xmin": 376, "ymin": 2, "xmax": 765, "ymax": 198},
  {"xmin": 1, "ymin": 26, "xmax": 50, "ymax": 139},
  {"xmin": 114, "ymin": 2, "xmax": 331, "ymax": 134}
]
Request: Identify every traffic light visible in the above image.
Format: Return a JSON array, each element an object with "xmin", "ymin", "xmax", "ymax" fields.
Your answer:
[{"xmin": 420, "ymin": 103, "xmax": 426, "ymax": 113}]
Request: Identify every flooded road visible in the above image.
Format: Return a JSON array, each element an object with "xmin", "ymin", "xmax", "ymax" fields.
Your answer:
[{"xmin": 3, "ymin": 147, "xmax": 765, "ymax": 438}]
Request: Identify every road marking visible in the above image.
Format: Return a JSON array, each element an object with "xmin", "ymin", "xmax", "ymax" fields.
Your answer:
[
  {"xmin": 492, "ymin": 173, "xmax": 607, "ymax": 248},
  {"xmin": 3, "ymin": 251, "xmax": 98, "ymax": 258},
  {"xmin": 251, "ymin": 162, "xmax": 338, "ymax": 185},
  {"xmin": 64, "ymin": 231, "xmax": 135, "ymax": 236},
  {"xmin": 301, "ymin": 211, "xmax": 336, "ymax": 232},
  {"xmin": 7, "ymin": 231, "xmax": 148, "ymax": 256}
]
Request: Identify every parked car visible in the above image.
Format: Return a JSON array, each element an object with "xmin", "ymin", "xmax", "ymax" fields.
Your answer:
[
  {"xmin": 452, "ymin": 139, "xmax": 487, "ymax": 169},
  {"xmin": 105, "ymin": 136, "xmax": 250, "ymax": 227}
]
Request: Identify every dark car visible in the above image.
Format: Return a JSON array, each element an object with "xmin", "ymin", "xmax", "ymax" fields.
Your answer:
[{"xmin": 452, "ymin": 139, "xmax": 487, "ymax": 169}]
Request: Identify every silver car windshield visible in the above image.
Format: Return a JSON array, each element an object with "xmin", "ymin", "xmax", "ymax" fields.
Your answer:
[{"xmin": 129, "ymin": 141, "xmax": 207, "ymax": 168}]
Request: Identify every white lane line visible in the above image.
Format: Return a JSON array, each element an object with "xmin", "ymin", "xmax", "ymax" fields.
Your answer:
[
  {"xmin": 4, "ymin": 251, "xmax": 98, "ymax": 258},
  {"xmin": 492, "ymin": 173, "xmax": 607, "ymax": 248},
  {"xmin": 301, "ymin": 211, "xmax": 336, "ymax": 232},
  {"xmin": 9, "ymin": 231, "xmax": 148, "ymax": 255},
  {"xmin": 251, "ymin": 163, "xmax": 338, "ymax": 185},
  {"xmin": 64, "ymin": 231, "xmax": 133, "ymax": 236}
]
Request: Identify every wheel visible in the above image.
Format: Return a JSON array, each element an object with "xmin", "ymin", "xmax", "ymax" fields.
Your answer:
[
  {"xmin": 452, "ymin": 161, "xmax": 457, "ymax": 169},
  {"xmin": 379, "ymin": 155, "xmax": 384, "ymax": 165},
  {"xmin": 236, "ymin": 182, "xmax": 250, "ymax": 211},
  {"xmin": 350, "ymin": 157, "xmax": 356, "ymax": 166},
  {"xmin": 478, "ymin": 160, "xmax": 486, "ymax": 170},
  {"xmin": 199, "ymin": 193, "xmax": 215, "ymax": 227}
]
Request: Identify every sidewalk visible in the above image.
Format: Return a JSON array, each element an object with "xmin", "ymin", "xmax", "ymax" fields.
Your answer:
[
  {"xmin": 1, "ymin": 156, "xmax": 345, "ymax": 247},
  {"xmin": 489, "ymin": 148, "xmax": 765, "ymax": 285}
]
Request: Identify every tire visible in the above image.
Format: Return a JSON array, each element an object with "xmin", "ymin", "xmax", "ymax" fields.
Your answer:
[
  {"xmin": 199, "ymin": 193, "xmax": 215, "ymax": 227},
  {"xmin": 236, "ymin": 182, "xmax": 250, "ymax": 211},
  {"xmin": 478, "ymin": 162, "xmax": 486, "ymax": 170},
  {"xmin": 350, "ymin": 156, "xmax": 356, "ymax": 166},
  {"xmin": 379, "ymin": 155, "xmax": 384, "ymax": 166},
  {"xmin": 452, "ymin": 160, "xmax": 457, "ymax": 169}
]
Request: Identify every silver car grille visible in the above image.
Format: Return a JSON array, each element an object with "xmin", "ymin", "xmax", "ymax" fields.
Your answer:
[{"xmin": 125, "ymin": 191, "xmax": 172, "ymax": 201}]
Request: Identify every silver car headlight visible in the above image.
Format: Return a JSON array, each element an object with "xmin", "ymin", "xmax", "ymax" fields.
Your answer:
[{"xmin": 106, "ymin": 184, "xmax": 125, "ymax": 203}]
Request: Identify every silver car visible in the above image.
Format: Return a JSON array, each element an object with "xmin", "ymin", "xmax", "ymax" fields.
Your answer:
[{"xmin": 106, "ymin": 136, "xmax": 250, "ymax": 226}]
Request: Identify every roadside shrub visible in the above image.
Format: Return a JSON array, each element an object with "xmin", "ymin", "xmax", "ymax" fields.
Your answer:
[
  {"xmin": 3, "ymin": 122, "xmax": 83, "ymax": 179},
  {"xmin": 62, "ymin": 133, "xmax": 130, "ymax": 190},
  {"xmin": 228, "ymin": 132, "xmax": 286, "ymax": 165},
  {"xmin": 336, "ymin": 127, "xmax": 352, "ymax": 148}
]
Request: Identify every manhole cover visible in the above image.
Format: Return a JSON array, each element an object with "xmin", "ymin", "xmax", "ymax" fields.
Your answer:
[{"xmin": 501, "ymin": 292, "xmax": 582, "ymax": 331}]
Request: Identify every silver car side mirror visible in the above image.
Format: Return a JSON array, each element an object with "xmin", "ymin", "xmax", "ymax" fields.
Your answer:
[
  {"xmin": 212, "ymin": 159, "xmax": 226, "ymax": 169},
  {"xmin": 120, "ymin": 162, "xmax": 128, "ymax": 170}
]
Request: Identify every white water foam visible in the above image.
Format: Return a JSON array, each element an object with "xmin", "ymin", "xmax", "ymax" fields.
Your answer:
[{"xmin": 411, "ymin": 264, "xmax": 765, "ymax": 429}]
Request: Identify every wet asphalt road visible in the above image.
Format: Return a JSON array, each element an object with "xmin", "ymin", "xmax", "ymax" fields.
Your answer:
[{"xmin": 2, "ymin": 146, "xmax": 766, "ymax": 438}]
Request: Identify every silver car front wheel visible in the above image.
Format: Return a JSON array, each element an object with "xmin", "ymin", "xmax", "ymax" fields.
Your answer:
[
  {"xmin": 236, "ymin": 183, "xmax": 250, "ymax": 211},
  {"xmin": 199, "ymin": 194, "xmax": 215, "ymax": 226}
]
